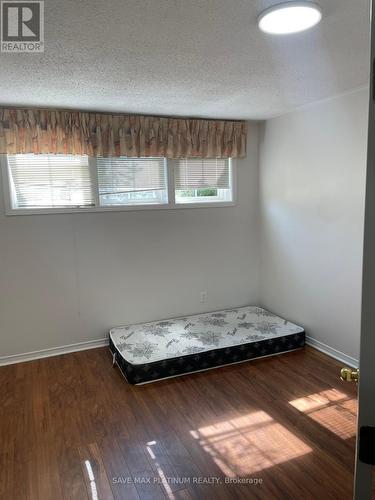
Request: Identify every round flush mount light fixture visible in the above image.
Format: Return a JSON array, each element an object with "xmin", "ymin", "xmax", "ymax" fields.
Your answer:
[{"xmin": 258, "ymin": 1, "xmax": 322, "ymax": 35}]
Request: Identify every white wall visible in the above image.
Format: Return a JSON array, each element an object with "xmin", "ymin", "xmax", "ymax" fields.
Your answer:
[
  {"xmin": 0, "ymin": 124, "xmax": 260, "ymax": 359},
  {"xmin": 259, "ymin": 88, "xmax": 368, "ymax": 362},
  {"xmin": 1, "ymin": 92, "xmax": 368, "ymax": 364}
]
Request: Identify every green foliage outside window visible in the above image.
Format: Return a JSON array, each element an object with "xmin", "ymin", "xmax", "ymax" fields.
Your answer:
[{"xmin": 179, "ymin": 188, "xmax": 218, "ymax": 198}]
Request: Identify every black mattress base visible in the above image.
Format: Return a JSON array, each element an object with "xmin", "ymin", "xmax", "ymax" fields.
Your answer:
[{"xmin": 109, "ymin": 331, "xmax": 305, "ymax": 385}]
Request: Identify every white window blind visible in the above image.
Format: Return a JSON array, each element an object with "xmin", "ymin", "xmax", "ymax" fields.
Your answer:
[
  {"xmin": 97, "ymin": 157, "xmax": 167, "ymax": 206},
  {"xmin": 3, "ymin": 154, "xmax": 234, "ymax": 214},
  {"xmin": 7, "ymin": 154, "xmax": 93, "ymax": 208},
  {"xmin": 174, "ymin": 158, "xmax": 230, "ymax": 190}
]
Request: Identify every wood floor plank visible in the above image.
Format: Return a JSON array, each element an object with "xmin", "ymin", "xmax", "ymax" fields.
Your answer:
[
  {"xmin": 58, "ymin": 447, "xmax": 89, "ymax": 500},
  {"xmin": 78, "ymin": 442, "xmax": 115, "ymax": 500},
  {"xmin": 99, "ymin": 436, "xmax": 140, "ymax": 500},
  {"xmin": 142, "ymin": 438, "xmax": 187, "ymax": 494},
  {"xmin": 116, "ymin": 437, "xmax": 168, "ymax": 499},
  {"xmin": 26, "ymin": 439, "xmax": 65, "ymax": 500},
  {"xmin": 0, "ymin": 346, "xmax": 358, "ymax": 499}
]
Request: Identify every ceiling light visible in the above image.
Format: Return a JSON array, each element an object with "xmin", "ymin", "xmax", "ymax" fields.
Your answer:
[{"xmin": 258, "ymin": 2, "xmax": 322, "ymax": 35}]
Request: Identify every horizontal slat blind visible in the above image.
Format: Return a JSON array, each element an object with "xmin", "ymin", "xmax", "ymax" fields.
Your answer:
[
  {"xmin": 97, "ymin": 157, "xmax": 166, "ymax": 195},
  {"xmin": 174, "ymin": 158, "xmax": 230, "ymax": 190},
  {"xmin": 7, "ymin": 154, "xmax": 93, "ymax": 208}
]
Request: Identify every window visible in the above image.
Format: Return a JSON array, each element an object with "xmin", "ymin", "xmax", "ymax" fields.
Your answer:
[
  {"xmin": 2, "ymin": 154, "xmax": 234, "ymax": 214},
  {"xmin": 174, "ymin": 158, "xmax": 232, "ymax": 204},
  {"xmin": 7, "ymin": 154, "xmax": 94, "ymax": 209},
  {"xmin": 97, "ymin": 157, "xmax": 167, "ymax": 206}
]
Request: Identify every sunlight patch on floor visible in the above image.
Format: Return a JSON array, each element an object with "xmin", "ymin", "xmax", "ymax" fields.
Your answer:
[
  {"xmin": 289, "ymin": 389, "xmax": 357, "ymax": 439},
  {"xmin": 190, "ymin": 411, "xmax": 312, "ymax": 476},
  {"xmin": 146, "ymin": 441, "xmax": 175, "ymax": 499},
  {"xmin": 84, "ymin": 460, "xmax": 99, "ymax": 500}
]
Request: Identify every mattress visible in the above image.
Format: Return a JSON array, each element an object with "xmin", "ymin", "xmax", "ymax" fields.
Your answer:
[{"xmin": 109, "ymin": 306, "xmax": 305, "ymax": 384}]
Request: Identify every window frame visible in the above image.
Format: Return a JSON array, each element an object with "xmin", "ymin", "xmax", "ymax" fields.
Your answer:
[{"xmin": 0, "ymin": 155, "xmax": 236, "ymax": 215}]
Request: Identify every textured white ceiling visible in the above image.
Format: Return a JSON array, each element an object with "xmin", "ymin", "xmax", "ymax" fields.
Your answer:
[{"xmin": 0, "ymin": 0, "xmax": 370, "ymax": 119}]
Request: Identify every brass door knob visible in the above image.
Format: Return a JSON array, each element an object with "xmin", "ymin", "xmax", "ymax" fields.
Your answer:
[{"xmin": 340, "ymin": 367, "xmax": 359, "ymax": 383}]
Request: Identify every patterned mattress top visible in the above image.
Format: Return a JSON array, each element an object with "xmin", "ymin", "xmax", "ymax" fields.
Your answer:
[{"xmin": 110, "ymin": 306, "xmax": 304, "ymax": 365}]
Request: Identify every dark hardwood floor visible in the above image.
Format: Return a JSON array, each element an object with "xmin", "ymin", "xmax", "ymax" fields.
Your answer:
[{"xmin": 0, "ymin": 346, "xmax": 358, "ymax": 499}]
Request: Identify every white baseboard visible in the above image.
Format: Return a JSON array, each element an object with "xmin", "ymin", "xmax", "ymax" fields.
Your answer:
[
  {"xmin": 306, "ymin": 336, "xmax": 358, "ymax": 368},
  {"xmin": 0, "ymin": 337, "xmax": 109, "ymax": 366},
  {"xmin": 0, "ymin": 334, "xmax": 359, "ymax": 369}
]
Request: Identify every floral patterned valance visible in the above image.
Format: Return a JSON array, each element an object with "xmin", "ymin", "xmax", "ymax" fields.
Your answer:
[{"xmin": 0, "ymin": 108, "xmax": 247, "ymax": 158}]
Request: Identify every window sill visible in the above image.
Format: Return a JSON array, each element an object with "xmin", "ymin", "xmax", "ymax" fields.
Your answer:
[{"xmin": 4, "ymin": 201, "xmax": 236, "ymax": 216}]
